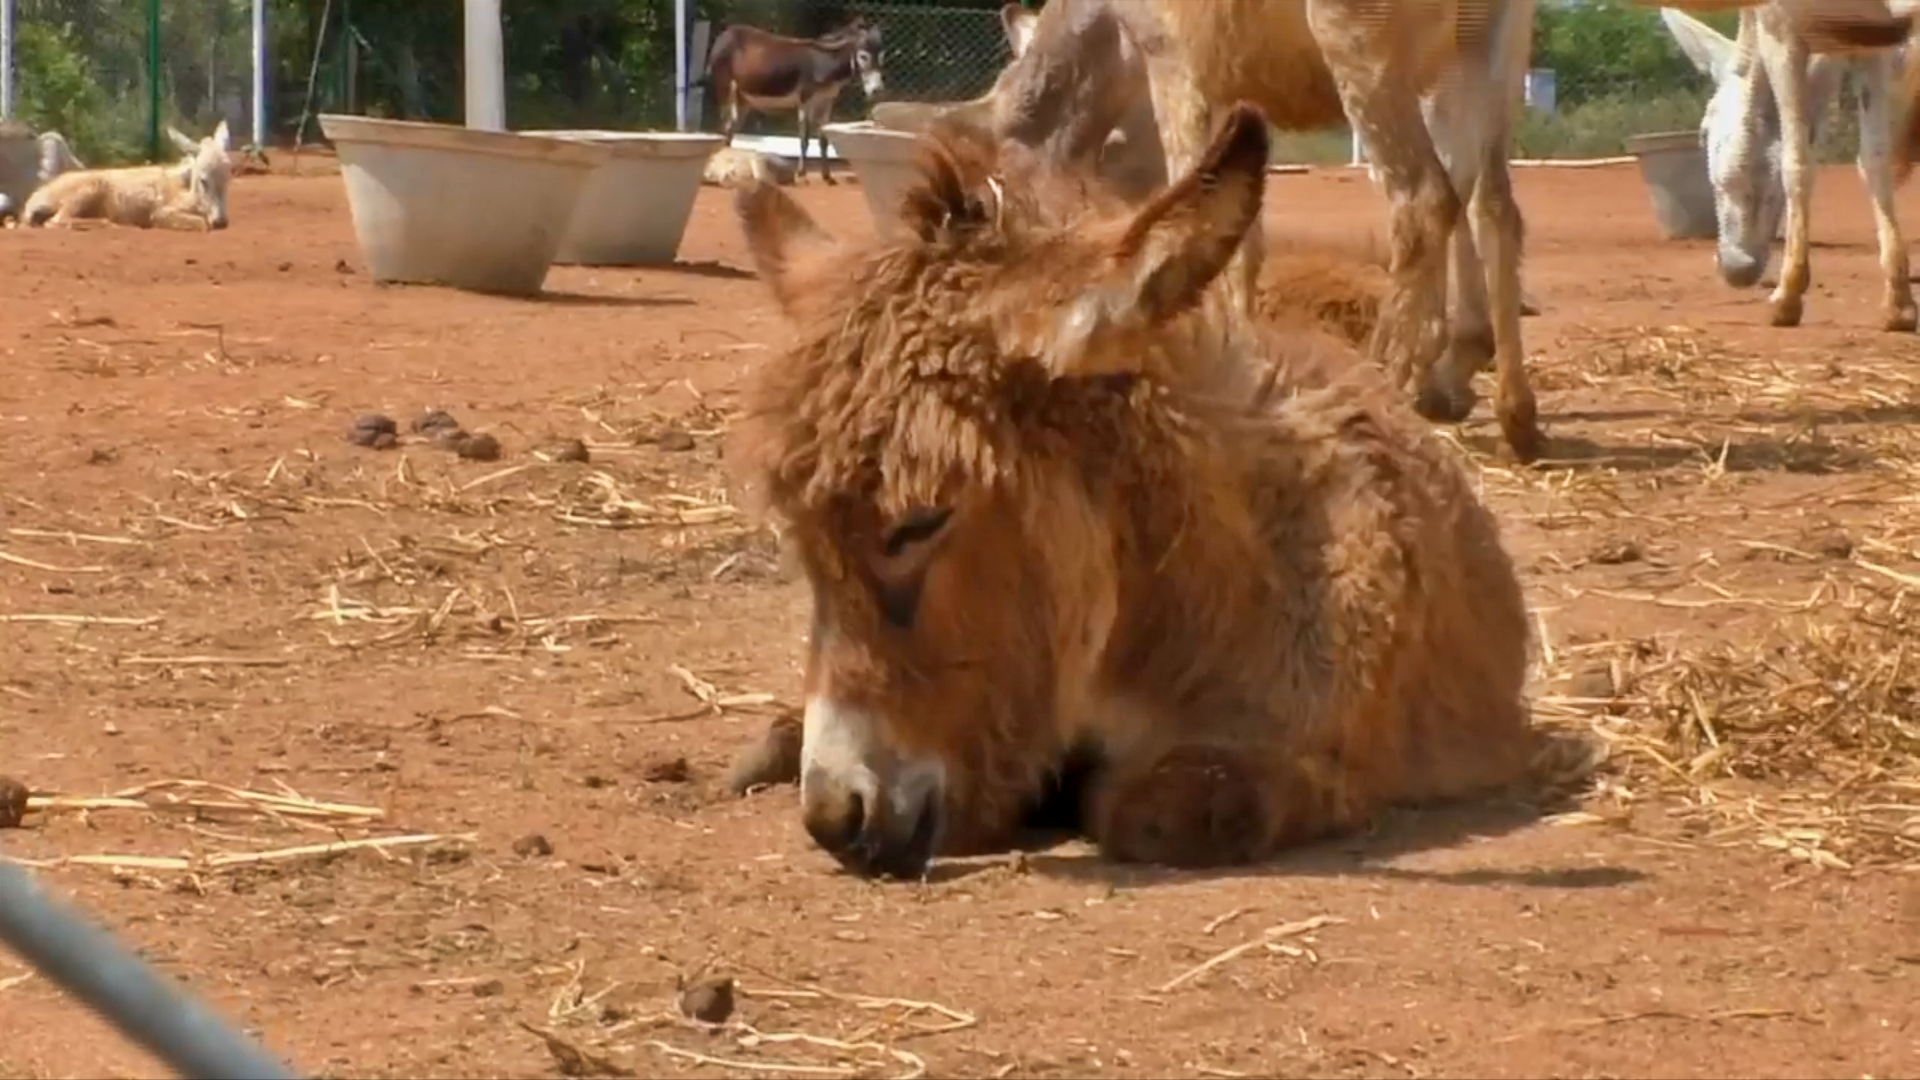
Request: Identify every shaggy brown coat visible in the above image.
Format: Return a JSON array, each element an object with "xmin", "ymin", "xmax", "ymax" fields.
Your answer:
[{"xmin": 729, "ymin": 103, "xmax": 1537, "ymax": 879}]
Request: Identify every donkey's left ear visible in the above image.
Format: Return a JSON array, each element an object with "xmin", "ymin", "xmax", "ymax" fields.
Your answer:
[
  {"xmin": 211, "ymin": 120, "xmax": 232, "ymax": 152},
  {"xmin": 1044, "ymin": 102, "xmax": 1269, "ymax": 379},
  {"xmin": 735, "ymin": 179, "xmax": 842, "ymax": 319}
]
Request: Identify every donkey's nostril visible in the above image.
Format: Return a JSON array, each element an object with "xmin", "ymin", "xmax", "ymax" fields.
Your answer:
[
  {"xmin": 838, "ymin": 790, "xmax": 866, "ymax": 848},
  {"xmin": 801, "ymin": 768, "xmax": 870, "ymax": 855}
]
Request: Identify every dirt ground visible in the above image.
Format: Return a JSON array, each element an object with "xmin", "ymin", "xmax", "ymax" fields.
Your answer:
[{"xmin": 0, "ymin": 155, "xmax": 1916, "ymax": 1080}]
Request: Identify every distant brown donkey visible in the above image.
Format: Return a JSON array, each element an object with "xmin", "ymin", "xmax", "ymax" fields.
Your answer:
[
  {"xmin": 727, "ymin": 103, "xmax": 1539, "ymax": 879},
  {"xmin": 700, "ymin": 18, "xmax": 886, "ymax": 184}
]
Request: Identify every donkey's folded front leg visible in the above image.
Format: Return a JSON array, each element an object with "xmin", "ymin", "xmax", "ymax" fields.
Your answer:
[{"xmin": 1087, "ymin": 740, "xmax": 1366, "ymax": 869}]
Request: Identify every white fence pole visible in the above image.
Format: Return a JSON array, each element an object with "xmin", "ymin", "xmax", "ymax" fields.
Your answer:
[
  {"xmin": 462, "ymin": 0, "xmax": 505, "ymax": 131},
  {"xmin": 1, "ymin": 0, "xmax": 14, "ymax": 121},
  {"xmin": 251, "ymin": 0, "xmax": 267, "ymax": 146},
  {"xmin": 674, "ymin": 0, "xmax": 689, "ymax": 131}
]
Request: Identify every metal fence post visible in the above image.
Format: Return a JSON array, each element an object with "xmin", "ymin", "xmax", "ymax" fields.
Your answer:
[
  {"xmin": 147, "ymin": 0, "xmax": 161, "ymax": 160},
  {"xmin": 674, "ymin": 0, "xmax": 689, "ymax": 132},
  {"xmin": 0, "ymin": 0, "xmax": 14, "ymax": 121},
  {"xmin": 252, "ymin": 0, "xmax": 268, "ymax": 147},
  {"xmin": 0, "ymin": 860, "xmax": 303, "ymax": 1080}
]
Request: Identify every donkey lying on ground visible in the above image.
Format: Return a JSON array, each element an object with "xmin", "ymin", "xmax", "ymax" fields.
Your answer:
[
  {"xmin": 1662, "ymin": 4, "xmax": 1917, "ymax": 331},
  {"xmin": 729, "ymin": 103, "xmax": 1538, "ymax": 879},
  {"xmin": 23, "ymin": 120, "xmax": 233, "ymax": 231},
  {"xmin": 700, "ymin": 19, "xmax": 886, "ymax": 185}
]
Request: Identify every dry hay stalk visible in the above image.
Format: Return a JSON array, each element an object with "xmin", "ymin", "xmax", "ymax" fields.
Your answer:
[
  {"xmin": 26, "ymin": 778, "xmax": 383, "ymax": 824},
  {"xmin": 1566, "ymin": 580, "xmax": 1920, "ymax": 869},
  {"xmin": 523, "ymin": 965, "xmax": 976, "ymax": 1080}
]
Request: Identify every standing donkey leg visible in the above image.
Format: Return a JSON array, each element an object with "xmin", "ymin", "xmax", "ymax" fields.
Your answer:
[
  {"xmin": 1760, "ymin": 35, "xmax": 1817, "ymax": 327},
  {"xmin": 793, "ymin": 101, "xmax": 814, "ymax": 186},
  {"xmin": 1455, "ymin": 0, "xmax": 1541, "ymax": 462},
  {"xmin": 718, "ymin": 81, "xmax": 745, "ymax": 144},
  {"xmin": 1307, "ymin": 2, "xmax": 1459, "ymax": 427},
  {"xmin": 806, "ymin": 91, "xmax": 842, "ymax": 185},
  {"xmin": 1855, "ymin": 52, "xmax": 1919, "ymax": 332}
]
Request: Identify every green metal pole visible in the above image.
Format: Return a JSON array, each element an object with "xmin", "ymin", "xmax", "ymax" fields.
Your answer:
[{"xmin": 146, "ymin": 0, "xmax": 161, "ymax": 161}]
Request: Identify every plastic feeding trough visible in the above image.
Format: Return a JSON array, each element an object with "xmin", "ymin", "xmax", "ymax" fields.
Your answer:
[
  {"xmin": 1625, "ymin": 130, "xmax": 1718, "ymax": 241},
  {"xmin": 319, "ymin": 114, "xmax": 611, "ymax": 297},
  {"xmin": 869, "ymin": 98, "xmax": 991, "ymax": 135},
  {"xmin": 519, "ymin": 130, "xmax": 726, "ymax": 266},
  {"xmin": 821, "ymin": 121, "xmax": 925, "ymax": 239}
]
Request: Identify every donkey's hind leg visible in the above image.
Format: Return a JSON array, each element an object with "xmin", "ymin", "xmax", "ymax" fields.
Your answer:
[
  {"xmin": 804, "ymin": 94, "xmax": 839, "ymax": 185},
  {"xmin": 1857, "ymin": 53, "xmax": 1918, "ymax": 332}
]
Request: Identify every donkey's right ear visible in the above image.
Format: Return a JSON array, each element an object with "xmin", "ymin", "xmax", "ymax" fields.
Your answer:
[
  {"xmin": 1660, "ymin": 8, "xmax": 1738, "ymax": 82},
  {"xmin": 1043, "ymin": 102, "xmax": 1269, "ymax": 379},
  {"xmin": 1000, "ymin": 3, "xmax": 1039, "ymax": 57},
  {"xmin": 735, "ymin": 180, "xmax": 841, "ymax": 318}
]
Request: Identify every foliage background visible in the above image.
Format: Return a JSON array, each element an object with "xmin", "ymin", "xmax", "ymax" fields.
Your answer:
[{"xmin": 1, "ymin": 0, "xmax": 1870, "ymax": 166}]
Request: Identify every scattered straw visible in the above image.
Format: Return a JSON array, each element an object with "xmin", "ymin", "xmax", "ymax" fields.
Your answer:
[
  {"xmin": 523, "ymin": 964, "xmax": 971, "ymax": 1080},
  {"xmin": 119, "ymin": 654, "xmax": 292, "ymax": 667},
  {"xmin": 1547, "ymin": 574, "xmax": 1920, "ymax": 868},
  {"xmin": 27, "ymin": 778, "xmax": 383, "ymax": 824},
  {"xmin": 5, "ymin": 833, "xmax": 470, "ymax": 875},
  {"xmin": 0, "ymin": 550, "xmax": 105, "ymax": 574},
  {"xmin": 1494, "ymin": 1006, "xmax": 1802, "ymax": 1044},
  {"xmin": 1156, "ymin": 914, "xmax": 1345, "ymax": 993},
  {"xmin": 0, "ymin": 614, "xmax": 160, "ymax": 627}
]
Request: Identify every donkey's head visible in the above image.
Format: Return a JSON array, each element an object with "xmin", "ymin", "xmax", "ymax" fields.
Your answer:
[
  {"xmin": 730, "ymin": 105, "xmax": 1272, "ymax": 879},
  {"xmin": 987, "ymin": 0, "xmax": 1165, "ymax": 199},
  {"xmin": 167, "ymin": 119, "xmax": 234, "ymax": 230},
  {"xmin": 1661, "ymin": 8, "xmax": 1840, "ymax": 286},
  {"xmin": 841, "ymin": 19, "xmax": 887, "ymax": 97}
]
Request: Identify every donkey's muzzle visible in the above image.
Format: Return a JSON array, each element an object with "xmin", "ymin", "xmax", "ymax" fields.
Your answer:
[{"xmin": 801, "ymin": 765, "xmax": 939, "ymax": 880}]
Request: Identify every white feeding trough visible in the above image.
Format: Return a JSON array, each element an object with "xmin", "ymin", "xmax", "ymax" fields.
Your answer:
[
  {"xmin": 319, "ymin": 114, "xmax": 611, "ymax": 297},
  {"xmin": 519, "ymin": 130, "xmax": 726, "ymax": 266},
  {"xmin": 821, "ymin": 121, "xmax": 925, "ymax": 240},
  {"xmin": 1625, "ymin": 130, "xmax": 1718, "ymax": 242}
]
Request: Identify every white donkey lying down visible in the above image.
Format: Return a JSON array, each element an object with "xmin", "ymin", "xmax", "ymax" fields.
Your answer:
[
  {"xmin": 23, "ymin": 120, "xmax": 233, "ymax": 231},
  {"xmin": 1662, "ymin": 5, "xmax": 1916, "ymax": 333}
]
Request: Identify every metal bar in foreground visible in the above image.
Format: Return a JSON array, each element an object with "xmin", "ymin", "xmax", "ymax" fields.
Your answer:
[{"xmin": 0, "ymin": 858, "xmax": 303, "ymax": 1080}]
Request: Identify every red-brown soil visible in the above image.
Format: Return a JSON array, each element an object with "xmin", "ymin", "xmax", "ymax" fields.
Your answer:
[{"xmin": 0, "ymin": 156, "xmax": 1915, "ymax": 1080}]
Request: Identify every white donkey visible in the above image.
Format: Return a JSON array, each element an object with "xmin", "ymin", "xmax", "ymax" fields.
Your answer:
[
  {"xmin": 23, "ymin": 120, "xmax": 233, "ymax": 231},
  {"xmin": 1662, "ymin": 5, "xmax": 1917, "ymax": 332}
]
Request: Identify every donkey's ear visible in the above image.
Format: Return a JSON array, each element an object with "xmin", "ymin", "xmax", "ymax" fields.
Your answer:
[
  {"xmin": 1000, "ymin": 3, "xmax": 1039, "ymax": 56},
  {"xmin": 210, "ymin": 120, "xmax": 232, "ymax": 152},
  {"xmin": 1044, "ymin": 102, "xmax": 1269, "ymax": 379},
  {"xmin": 1660, "ymin": 8, "xmax": 1738, "ymax": 82},
  {"xmin": 167, "ymin": 126, "xmax": 198, "ymax": 155},
  {"xmin": 735, "ymin": 179, "xmax": 841, "ymax": 318}
]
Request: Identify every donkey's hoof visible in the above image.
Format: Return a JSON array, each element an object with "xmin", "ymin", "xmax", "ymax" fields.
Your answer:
[
  {"xmin": 1498, "ymin": 395, "xmax": 1545, "ymax": 466},
  {"xmin": 1414, "ymin": 380, "xmax": 1479, "ymax": 425},
  {"xmin": 1881, "ymin": 301, "xmax": 1918, "ymax": 333},
  {"xmin": 1769, "ymin": 294, "xmax": 1804, "ymax": 328}
]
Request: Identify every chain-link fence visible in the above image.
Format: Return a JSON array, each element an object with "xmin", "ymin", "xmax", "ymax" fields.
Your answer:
[
  {"xmin": 0, "ymin": 0, "xmax": 1881, "ymax": 169},
  {"xmin": 5, "ymin": 0, "xmax": 253, "ymax": 165}
]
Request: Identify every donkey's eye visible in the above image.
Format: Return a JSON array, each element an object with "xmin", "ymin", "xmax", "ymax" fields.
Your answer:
[{"xmin": 882, "ymin": 507, "xmax": 952, "ymax": 558}]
